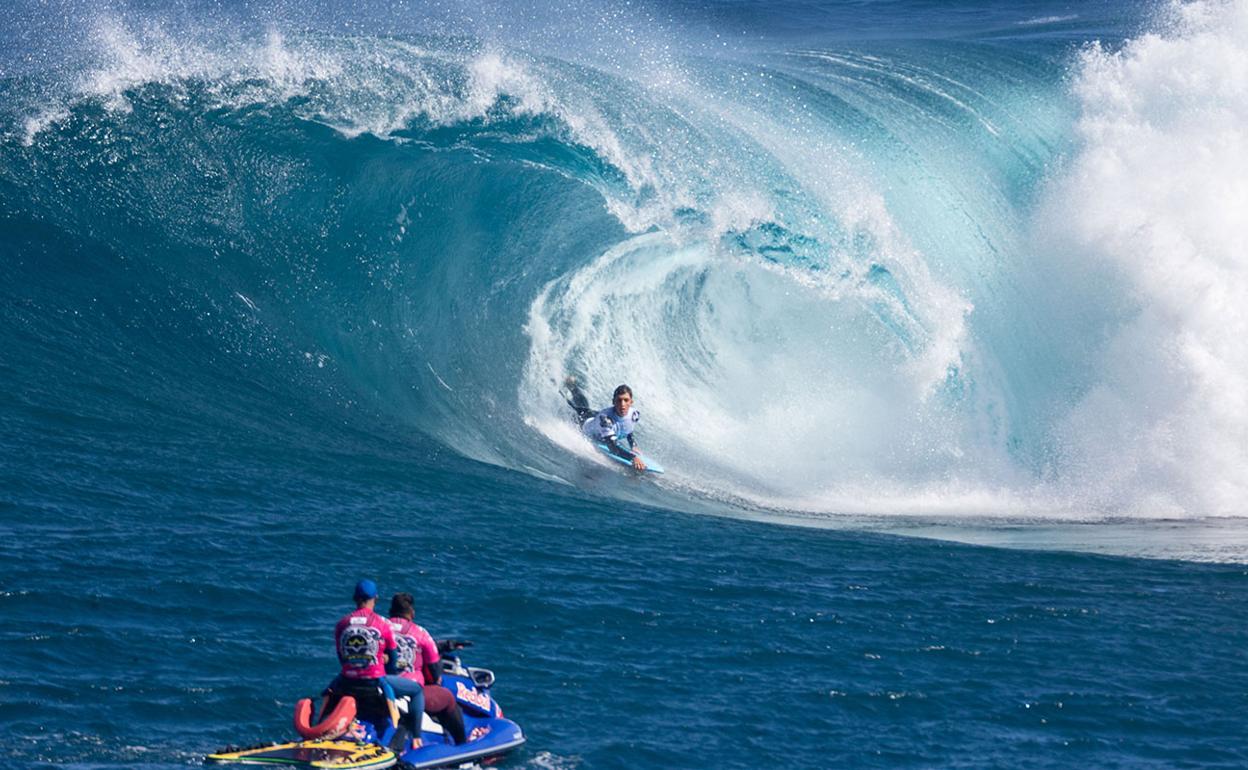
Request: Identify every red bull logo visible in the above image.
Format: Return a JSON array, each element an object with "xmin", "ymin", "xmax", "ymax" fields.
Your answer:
[{"xmin": 455, "ymin": 681, "xmax": 492, "ymax": 713}]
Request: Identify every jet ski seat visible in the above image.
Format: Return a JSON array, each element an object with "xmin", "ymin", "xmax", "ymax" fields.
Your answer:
[{"xmin": 325, "ymin": 678, "xmax": 392, "ymax": 733}]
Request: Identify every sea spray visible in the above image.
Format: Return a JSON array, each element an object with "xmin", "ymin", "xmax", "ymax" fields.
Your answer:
[{"xmin": 1040, "ymin": 0, "xmax": 1248, "ymax": 514}]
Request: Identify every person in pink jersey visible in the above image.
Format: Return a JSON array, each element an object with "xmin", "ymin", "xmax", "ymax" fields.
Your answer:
[
  {"xmin": 385, "ymin": 592, "xmax": 467, "ymax": 745},
  {"xmin": 386, "ymin": 593, "xmax": 441, "ymax": 684},
  {"xmin": 334, "ymin": 579, "xmax": 396, "ymax": 680},
  {"xmin": 319, "ymin": 579, "xmax": 400, "ymax": 736}
]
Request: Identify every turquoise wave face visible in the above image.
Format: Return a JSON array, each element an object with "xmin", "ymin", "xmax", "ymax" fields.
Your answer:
[{"xmin": 3, "ymin": 0, "xmax": 1245, "ymax": 520}]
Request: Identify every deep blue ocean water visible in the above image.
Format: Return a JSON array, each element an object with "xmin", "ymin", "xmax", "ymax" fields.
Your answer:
[{"xmin": 3, "ymin": 0, "xmax": 1247, "ymax": 767}]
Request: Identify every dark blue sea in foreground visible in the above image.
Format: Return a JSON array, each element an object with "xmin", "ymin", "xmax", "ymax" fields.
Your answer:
[{"xmin": 2, "ymin": 0, "xmax": 1247, "ymax": 767}]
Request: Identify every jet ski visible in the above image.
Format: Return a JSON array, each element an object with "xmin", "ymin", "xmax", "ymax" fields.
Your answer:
[{"xmin": 206, "ymin": 642, "xmax": 525, "ymax": 769}]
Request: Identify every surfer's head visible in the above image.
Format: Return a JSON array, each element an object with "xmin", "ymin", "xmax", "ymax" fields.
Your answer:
[
  {"xmin": 612, "ymin": 384, "xmax": 633, "ymax": 416},
  {"xmin": 353, "ymin": 578, "xmax": 378, "ymax": 606},
  {"xmin": 389, "ymin": 592, "xmax": 415, "ymax": 620}
]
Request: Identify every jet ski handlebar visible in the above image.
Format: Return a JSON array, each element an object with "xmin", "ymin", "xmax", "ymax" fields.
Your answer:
[{"xmin": 435, "ymin": 638, "xmax": 473, "ymax": 653}]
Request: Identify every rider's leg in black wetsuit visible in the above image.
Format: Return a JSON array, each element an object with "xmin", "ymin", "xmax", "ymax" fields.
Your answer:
[{"xmin": 566, "ymin": 383, "xmax": 595, "ymax": 422}]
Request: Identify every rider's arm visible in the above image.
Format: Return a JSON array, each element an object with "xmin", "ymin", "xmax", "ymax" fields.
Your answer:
[
  {"xmin": 423, "ymin": 659, "xmax": 442, "ymax": 686},
  {"xmin": 626, "ymin": 434, "xmax": 645, "ymax": 470},
  {"xmin": 381, "ymin": 623, "xmax": 398, "ymax": 667},
  {"xmin": 418, "ymin": 629, "xmax": 441, "ymax": 685},
  {"xmin": 606, "ymin": 440, "xmax": 636, "ymax": 461}
]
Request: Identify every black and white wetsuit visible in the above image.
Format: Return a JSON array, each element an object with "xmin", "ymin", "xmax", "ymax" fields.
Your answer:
[{"xmin": 582, "ymin": 405, "xmax": 640, "ymax": 460}]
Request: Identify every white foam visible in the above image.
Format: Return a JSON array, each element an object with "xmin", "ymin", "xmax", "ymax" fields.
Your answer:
[
  {"xmin": 68, "ymin": 16, "xmax": 345, "ymax": 114},
  {"xmin": 1016, "ymin": 14, "xmax": 1079, "ymax": 27},
  {"xmin": 520, "ymin": 225, "xmax": 1003, "ymax": 514},
  {"xmin": 1040, "ymin": 0, "xmax": 1248, "ymax": 515},
  {"xmin": 20, "ymin": 108, "xmax": 70, "ymax": 146}
]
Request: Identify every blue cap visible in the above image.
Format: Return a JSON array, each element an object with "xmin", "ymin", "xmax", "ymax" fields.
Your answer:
[{"xmin": 353, "ymin": 579, "xmax": 378, "ymax": 601}]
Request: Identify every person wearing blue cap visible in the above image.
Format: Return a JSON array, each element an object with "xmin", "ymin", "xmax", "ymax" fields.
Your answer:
[
  {"xmin": 317, "ymin": 580, "xmax": 404, "ymax": 743},
  {"xmin": 332, "ymin": 580, "xmax": 396, "ymax": 681}
]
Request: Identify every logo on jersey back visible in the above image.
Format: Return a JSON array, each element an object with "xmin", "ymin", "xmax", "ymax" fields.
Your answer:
[
  {"xmin": 392, "ymin": 633, "xmax": 418, "ymax": 672},
  {"xmin": 338, "ymin": 624, "xmax": 382, "ymax": 669}
]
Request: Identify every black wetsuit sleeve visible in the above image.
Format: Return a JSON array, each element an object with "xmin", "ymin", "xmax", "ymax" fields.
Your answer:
[
  {"xmin": 424, "ymin": 659, "xmax": 441, "ymax": 686},
  {"xmin": 607, "ymin": 440, "xmax": 636, "ymax": 461}
]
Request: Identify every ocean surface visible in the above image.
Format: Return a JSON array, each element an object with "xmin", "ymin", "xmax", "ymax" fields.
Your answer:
[{"xmin": 2, "ymin": 0, "xmax": 1247, "ymax": 767}]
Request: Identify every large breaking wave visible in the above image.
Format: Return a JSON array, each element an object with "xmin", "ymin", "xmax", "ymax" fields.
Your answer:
[{"xmin": 3, "ymin": 0, "xmax": 1245, "ymax": 521}]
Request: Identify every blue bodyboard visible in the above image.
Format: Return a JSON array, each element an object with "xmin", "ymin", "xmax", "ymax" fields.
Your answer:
[{"xmin": 595, "ymin": 441, "xmax": 664, "ymax": 474}]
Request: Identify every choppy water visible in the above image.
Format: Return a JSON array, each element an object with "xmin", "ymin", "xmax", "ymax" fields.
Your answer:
[{"xmin": 2, "ymin": 0, "xmax": 1247, "ymax": 767}]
